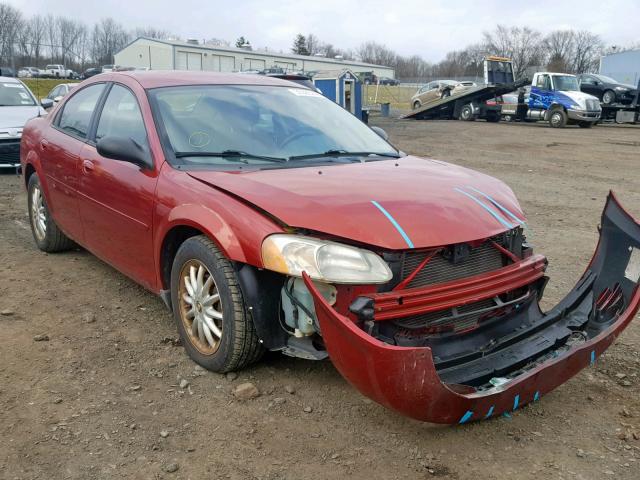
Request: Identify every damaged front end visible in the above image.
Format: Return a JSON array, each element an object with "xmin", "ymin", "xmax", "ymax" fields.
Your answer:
[{"xmin": 303, "ymin": 193, "xmax": 640, "ymax": 424}]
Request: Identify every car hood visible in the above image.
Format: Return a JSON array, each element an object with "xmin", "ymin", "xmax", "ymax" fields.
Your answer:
[
  {"xmin": 0, "ymin": 105, "xmax": 43, "ymax": 130},
  {"xmin": 187, "ymin": 156, "xmax": 526, "ymax": 250},
  {"xmin": 559, "ymin": 90, "xmax": 600, "ymax": 107}
]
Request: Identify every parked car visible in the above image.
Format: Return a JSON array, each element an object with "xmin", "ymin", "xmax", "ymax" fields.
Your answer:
[
  {"xmin": 101, "ymin": 64, "xmax": 115, "ymax": 73},
  {"xmin": 44, "ymin": 82, "xmax": 80, "ymax": 105},
  {"xmin": 82, "ymin": 67, "xmax": 102, "ymax": 79},
  {"xmin": 266, "ymin": 73, "xmax": 316, "ymax": 90},
  {"xmin": 0, "ymin": 76, "xmax": 51, "ymax": 169},
  {"xmin": 378, "ymin": 76, "xmax": 399, "ymax": 86},
  {"xmin": 43, "ymin": 64, "xmax": 73, "ymax": 78},
  {"xmin": 578, "ymin": 73, "xmax": 638, "ymax": 105},
  {"xmin": 18, "ymin": 67, "xmax": 41, "ymax": 78},
  {"xmin": 357, "ymin": 71, "xmax": 377, "ymax": 85},
  {"xmin": 0, "ymin": 66, "xmax": 16, "ymax": 77},
  {"xmin": 20, "ymin": 71, "xmax": 640, "ymax": 424}
]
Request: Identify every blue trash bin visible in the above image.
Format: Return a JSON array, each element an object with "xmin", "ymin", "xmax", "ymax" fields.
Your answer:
[{"xmin": 381, "ymin": 102, "xmax": 390, "ymax": 117}]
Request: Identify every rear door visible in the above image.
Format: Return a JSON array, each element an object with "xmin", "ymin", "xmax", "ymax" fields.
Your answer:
[
  {"xmin": 76, "ymin": 83, "xmax": 159, "ymax": 289},
  {"xmin": 39, "ymin": 83, "xmax": 106, "ymax": 243}
]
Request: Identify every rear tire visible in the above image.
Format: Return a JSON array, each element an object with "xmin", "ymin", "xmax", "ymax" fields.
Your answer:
[
  {"xmin": 170, "ymin": 235, "xmax": 263, "ymax": 373},
  {"xmin": 548, "ymin": 108, "xmax": 567, "ymax": 128},
  {"xmin": 460, "ymin": 104, "xmax": 474, "ymax": 121},
  {"xmin": 27, "ymin": 173, "xmax": 75, "ymax": 253}
]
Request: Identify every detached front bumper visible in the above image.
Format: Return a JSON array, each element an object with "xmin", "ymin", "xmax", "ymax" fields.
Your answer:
[{"xmin": 304, "ymin": 193, "xmax": 640, "ymax": 424}]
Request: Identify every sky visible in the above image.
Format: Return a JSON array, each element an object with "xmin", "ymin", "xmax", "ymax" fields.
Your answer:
[{"xmin": 6, "ymin": 0, "xmax": 640, "ymax": 61}]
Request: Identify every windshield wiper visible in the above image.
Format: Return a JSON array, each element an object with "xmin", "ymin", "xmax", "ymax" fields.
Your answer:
[
  {"xmin": 174, "ymin": 150, "xmax": 287, "ymax": 163},
  {"xmin": 288, "ymin": 150, "xmax": 401, "ymax": 161}
]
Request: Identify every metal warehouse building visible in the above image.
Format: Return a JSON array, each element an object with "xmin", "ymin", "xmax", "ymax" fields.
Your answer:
[
  {"xmin": 599, "ymin": 49, "xmax": 640, "ymax": 86},
  {"xmin": 114, "ymin": 37, "xmax": 395, "ymax": 78}
]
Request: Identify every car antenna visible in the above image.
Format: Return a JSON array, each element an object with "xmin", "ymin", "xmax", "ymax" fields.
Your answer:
[{"xmin": 36, "ymin": 73, "xmax": 41, "ymax": 117}]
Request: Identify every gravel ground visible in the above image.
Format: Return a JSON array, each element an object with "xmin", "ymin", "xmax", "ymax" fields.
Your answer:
[{"xmin": 1, "ymin": 118, "xmax": 639, "ymax": 480}]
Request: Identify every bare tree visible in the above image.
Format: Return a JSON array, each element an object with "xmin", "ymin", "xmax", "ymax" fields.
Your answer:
[
  {"xmin": 570, "ymin": 30, "xmax": 603, "ymax": 73},
  {"xmin": 357, "ymin": 41, "xmax": 397, "ymax": 66},
  {"xmin": 305, "ymin": 34, "xmax": 320, "ymax": 55},
  {"xmin": 92, "ymin": 18, "xmax": 130, "ymax": 66},
  {"xmin": 0, "ymin": 3, "xmax": 23, "ymax": 66},
  {"xmin": 483, "ymin": 25, "xmax": 544, "ymax": 79},
  {"xmin": 135, "ymin": 27, "xmax": 170, "ymax": 40}
]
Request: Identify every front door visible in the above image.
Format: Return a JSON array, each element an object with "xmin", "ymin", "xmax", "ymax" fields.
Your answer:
[
  {"xmin": 77, "ymin": 83, "xmax": 159, "ymax": 289},
  {"xmin": 39, "ymin": 83, "xmax": 106, "ymax": 243}
]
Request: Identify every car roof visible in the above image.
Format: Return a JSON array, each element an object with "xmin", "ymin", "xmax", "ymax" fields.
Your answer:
[
  {"xmin": 99, "ymin": 70, "xmax": 302, "ymax": 89},
  {"xmin": 0, "ymin": 76, "xmax": 19, "ymax": 83}
]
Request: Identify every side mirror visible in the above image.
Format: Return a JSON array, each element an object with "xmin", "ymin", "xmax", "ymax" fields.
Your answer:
[
  {"xmin": 97, "ymin": 136, "xmax": 152, "ymax": 169},
  {"xmin": 370, "ymin": 126, "xmax": 388, "ymax": 141},
  {"xmin": 53, "ymin": 95, "xmax": 63, "ymax": 103},
  {"xmin": 40, "ymin": 98, "xmax": 54, "ymax": 109}
]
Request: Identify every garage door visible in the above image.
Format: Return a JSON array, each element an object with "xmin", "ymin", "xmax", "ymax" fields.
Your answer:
[
  {"xmin": 219, "ymin": 55, "xmax": 235, "ymax": 72},
  {"xmin": 176, "ymin": 51, "xmax": 188, "ymax": 70},
  {"xmin": 244, "ymin": 58, "xmax": 265, "ymax": 71},
  {"xmin": 176, "ymin": 51, "xmax": 202, "ymax": 70}
]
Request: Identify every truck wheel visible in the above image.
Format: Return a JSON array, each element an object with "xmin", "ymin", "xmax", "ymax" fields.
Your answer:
[
  {"xmin": 170, "ymin": 235, "xmax": 264, "ymax": 373},
  {"xmin": 549, "ymin": 109, "xmax": 567, "ymax": 128},
  {"xmin": 578, "ymin": 121, "xmax": 594, "ymax": 128},
  {"xmin": 412, "ymin": 100, "xmax": 421, "ymax": 110},
  {"xmin": 602, "ymin": 90, "xmax": 615, "ymax": 105},
  {"xmin": 460, "ymin": 104, "xmax": 474, "ymax": 121},
  {"xmin": 27, "ymin": 173, "xmax": 75, "ymax": 252}
]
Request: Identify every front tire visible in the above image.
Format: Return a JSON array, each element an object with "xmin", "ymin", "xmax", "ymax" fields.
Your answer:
[
  {"xmin": 602, "ymin": 90, "xmax": 615, "ymax": 105},
  {"xmin": 27, "ymin": 173, "xmax": 75, "ymax": 252},
  {"xmin": 170, "ymin": 235, "xmax": 263, "ymax": 373},
  {"xmin": 412, "ymin": 100, "xmax": 421, "ymax": 110},
  {"xmin": 549, "ymin": 108, "xmax": 567, "ymax": 128}
]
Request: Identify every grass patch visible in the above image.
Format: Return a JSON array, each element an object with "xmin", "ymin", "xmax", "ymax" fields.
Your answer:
[
  {"xmin": 362, "ymin": 84, "xmax": 419, "ymax": 111},
  {"xmin": 22, "ymin": 78, "xmax": 78, "ymax": 100}
]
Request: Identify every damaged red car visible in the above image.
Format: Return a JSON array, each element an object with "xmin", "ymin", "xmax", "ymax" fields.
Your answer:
[{"xmin": 21, "ymin": 71, "xmax": 640, "ymax": 424}]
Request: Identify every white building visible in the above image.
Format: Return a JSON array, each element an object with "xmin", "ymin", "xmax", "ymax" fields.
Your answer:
[
  {"xmin": 599, "ymin": 49, "xmax": 640, "ymax": 86},
  {"xmin": 114, "ymin": 37, "xmax": 395, "ymax": 79}
]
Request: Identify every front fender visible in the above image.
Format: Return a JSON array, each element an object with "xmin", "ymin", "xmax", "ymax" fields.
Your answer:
[{"xmin": 304, "ymin": 192, "xmax": 640, "ymax": 424}]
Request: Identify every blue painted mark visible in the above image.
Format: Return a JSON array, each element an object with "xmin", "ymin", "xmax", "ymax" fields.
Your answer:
[
  {"xmin": 590, "ymin": 350, "xmax": 596, "ymax": 366},
  {"xmin": 485, "ymin": 405, "xmax": 495, "ymax": 419},
  {"xmin": 454, "ymin": 188, "xmax": 514, "ymax": 230},
  {"xmin": 459, "ymin": 410, "xmax": 474, "ymax": 424},
  {"xmin": 465, "ymin": 186, "xmax": 526, "ymax": 225},
  {"xmin": 534, "ymin": 391, "xmax": 540, "ymax": 402},
  {"xmin": 502, "ymin": 412, "xmax": 512, "ymax": 419},
  {"xmin": 371, "ymin": 200, "xmax": 414, "ymax": 248},
  {"xmin": 513, "ymin": 394, "xmax": 520, "ymax": 411}
]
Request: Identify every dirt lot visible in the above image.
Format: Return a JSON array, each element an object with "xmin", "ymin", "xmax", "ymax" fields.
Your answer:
[{"xmin": 1, "ymin": 119, "xmax": 639, "ymax": 480}]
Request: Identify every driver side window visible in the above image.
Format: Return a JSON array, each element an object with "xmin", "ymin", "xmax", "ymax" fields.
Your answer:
[
  {"xmin": 536, "ymin": 75, "xmax": 551, "ymax": 90},
  {"xmin": 96, "ymin": 84, "xmax": 148, "ymax": 150}
]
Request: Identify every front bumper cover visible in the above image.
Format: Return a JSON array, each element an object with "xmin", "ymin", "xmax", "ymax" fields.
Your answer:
[
  {"xmin": 567, "ymin": 109, "xmax": 601, "ymax": 121},
  {"xmin": 303, "ymin": 193, "xmax": 640, "ymax": 424}
]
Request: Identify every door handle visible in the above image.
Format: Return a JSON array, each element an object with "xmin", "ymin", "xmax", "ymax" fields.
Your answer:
[{"xmin": 82, "ymin": 159, "xmax": 95, "ymax": 173}]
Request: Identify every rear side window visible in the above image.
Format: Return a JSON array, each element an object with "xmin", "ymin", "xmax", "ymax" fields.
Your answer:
[
  {"xmin": 57, "ymin": 84, "xmax": 105, "ymax": 139},
  {"xmin": 95, "ymin": 84, "xmax": 148, "ymax": 149}
]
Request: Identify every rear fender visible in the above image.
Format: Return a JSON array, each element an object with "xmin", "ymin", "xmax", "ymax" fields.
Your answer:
[{"xmin": 304, "ymin": 192, "xmax": 640, "ymax": 424}]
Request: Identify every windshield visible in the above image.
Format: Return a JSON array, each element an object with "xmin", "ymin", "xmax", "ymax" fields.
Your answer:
[
  {"xmin": 0, "ymin": 81, "xmax": 36, "ymax": 106},
  {"xmin": 553, "ymin": 75, "xmax": 580, "ymax": 91},
  {"xmin": 149, "ymin": 85, "xmax": 398, "ymax": 167},
  {"xmin": 592, "ymin": 74, "xmax": 619, "ymax": 84}
]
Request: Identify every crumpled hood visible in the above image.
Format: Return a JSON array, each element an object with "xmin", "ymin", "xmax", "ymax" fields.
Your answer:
[
  {"xmin": 187, "ymin": 156, "xmax": 526, "ymax": 250},
  {"xmin": 0, "ymin": 106, "xmax": 43, "ymax": 131}
]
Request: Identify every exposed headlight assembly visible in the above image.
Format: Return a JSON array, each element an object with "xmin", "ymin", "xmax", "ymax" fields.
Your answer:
[
  {"xmin": 261, "ymin": 234, "xmax": 392, "ymax": 284},
  {"xmin": 615, "ymin": 86, "xmax": 628, "ymax": 91}
]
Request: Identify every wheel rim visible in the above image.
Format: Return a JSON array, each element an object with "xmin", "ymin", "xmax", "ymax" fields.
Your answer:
[
  {"xmin": 31, "ymin": 185, "xmax": 46, "ymax": 241},
  {"xmin": 603, "ymin": 91, "xmax": 613, "ymax": 104},
  {"xmin": 178, "ymin": 259, "xmax": 223, "ymax": 355},
  {"xmin": 551, "ymin": 113, "xmax": 562, "ymax": 126}
]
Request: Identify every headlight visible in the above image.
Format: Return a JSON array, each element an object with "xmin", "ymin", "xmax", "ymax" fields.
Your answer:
[
  {"xmin": 615, "ymin": 86, "xmax": 628, "ymax": 91},
  {"xmin": 261, "ymin": 234, "xmax": 392, "ymax": 284}
]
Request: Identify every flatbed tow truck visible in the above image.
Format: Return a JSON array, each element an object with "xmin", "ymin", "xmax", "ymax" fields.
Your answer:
[
  {"xmin": 402, "ymin": 56, "xmax": 528, "ymax": 122},
  {"xmin": 599, "ymin": 80, "xmax": 640, "ymax": 124}
]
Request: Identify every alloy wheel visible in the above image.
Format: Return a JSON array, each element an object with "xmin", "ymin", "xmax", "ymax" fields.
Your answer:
[
  {"xmin": 31, "ymin": 185, "xmax": 47, "ymax": 241},
  {"xmin": 178, "ymin": 259, "xmax": 224, "ymax": 355}
]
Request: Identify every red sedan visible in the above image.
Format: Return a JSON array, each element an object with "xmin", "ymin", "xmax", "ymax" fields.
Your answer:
[{"xmin": 20, "ymin": 71, "xmax": 640, "ymax": 424}]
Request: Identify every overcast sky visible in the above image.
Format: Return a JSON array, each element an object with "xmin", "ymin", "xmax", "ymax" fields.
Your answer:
[{"xmin": 7, "ymin": 0, "xmax": 640, "ymax": 61}]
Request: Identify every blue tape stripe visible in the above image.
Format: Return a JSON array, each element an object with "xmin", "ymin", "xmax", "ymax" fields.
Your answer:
[
  {"xmin": 534, "ymin": 391, "xmax": 540, "ymax": 402},
  {"xmin": 513, "ymin": 394, "xmax": 520, "ymax": 411},
  {"xmin": 465, "ymin": 186, "xmax": 525, "ymax": 224},
  {"xmin": 371, "ymin": 201, "xmax": 414, "ymax": 248},
  {"xmin": 459, "ymin": 410, "xmax": 473, "ymax": 424},
  {"xmin": 485, "ymin": 405, "xmax": 495, "ymax": 419},
  {"xmin": 590, "ymin": 350, "xmax": 596, "ymax": 366},
  {"xmin": 454, "ymin": 188, "xmax": 514, "ymax": 230}
]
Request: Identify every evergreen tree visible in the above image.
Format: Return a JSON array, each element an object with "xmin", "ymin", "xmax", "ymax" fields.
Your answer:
[{"xmin": 291, "ymin": 34, "xmax": 309, "ymax": 55}]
